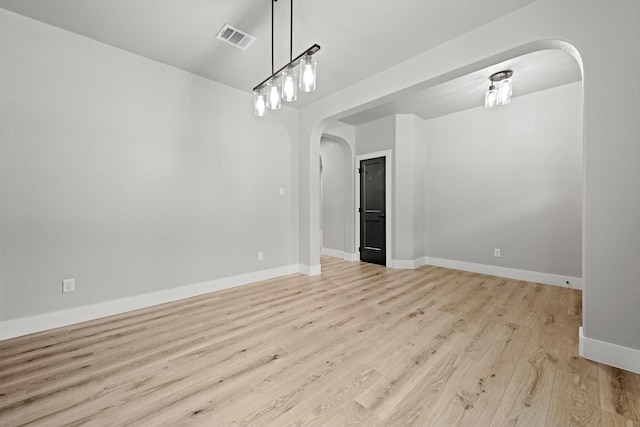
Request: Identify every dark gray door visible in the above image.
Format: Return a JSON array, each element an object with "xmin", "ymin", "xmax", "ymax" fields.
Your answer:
[{"xmin": 359, "ymin": 157, "xmax": 386, "ymax": 266}]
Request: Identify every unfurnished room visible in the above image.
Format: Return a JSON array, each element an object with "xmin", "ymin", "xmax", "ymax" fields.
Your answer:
[{"xmin": 1, "ymin": 1, "xmax": 639, "ymax": 426}]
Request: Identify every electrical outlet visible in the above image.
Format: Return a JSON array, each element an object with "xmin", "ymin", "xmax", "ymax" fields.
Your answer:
[
  {"xmin": 62, "ymin": 278, "xmax": 75, "ymax": 293},
  {"xmin": 494, "ymin": 249, "xmax": 501, "ymax": 258},
  {"xmin": 279, "ymin": 187, "xmax": 285, "ymax": 196},
  {"xmin": 257, "ymin": 251, "xmax": 264, "ymax": 261}
]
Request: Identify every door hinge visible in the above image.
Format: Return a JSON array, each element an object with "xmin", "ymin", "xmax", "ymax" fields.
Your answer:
[
  {"xmin": 358, "ymin": 207, "xmax": 361, "ymax": 213},
  {"xmin": 357, "ymin": 168, "xmax": 362, "ymax": 173},
  {"xmin": 359, "ymin": 247, "xmax": 362, "ymax": 252}
]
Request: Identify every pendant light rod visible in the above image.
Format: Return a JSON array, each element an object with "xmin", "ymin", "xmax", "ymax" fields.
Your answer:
[
  {"xmin": 253, "ymin": 44, "xmax": 320, "ymax": 92},
  {"xmin": 290, "ymin": 0, "xmax": 293, "ymax": 62},
  {"xmin": 271, "ymin": 0, "xmax": 275, "ymax": 76}
]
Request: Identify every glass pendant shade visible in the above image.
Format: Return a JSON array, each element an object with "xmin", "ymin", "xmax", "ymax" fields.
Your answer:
[
  {"xmin": 497, "ymin": 78, "xmax": 513, "ymax": 105},
  {"xmin": 282, "ymin": 67, "xmax": 298, "ymax": 102},
  {"xmin": 299, "ymin": 54, "xmax": 317, "ymax": 93},
  {"xmin": 254, "ymin": 88, "xmax": 268, "ymax": 117},
  {"xmin": 485, "ymin": 85, "xmax": 497, "ymax": 108},
  {"xmin": 267, "ymin": 76, "xmax": 282, "ymax": 110}
]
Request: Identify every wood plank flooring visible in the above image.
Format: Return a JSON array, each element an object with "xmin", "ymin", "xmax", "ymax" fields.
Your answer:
[{"xmin": 1, "ymin": 256, "xmax": 639, "ymax": 426}]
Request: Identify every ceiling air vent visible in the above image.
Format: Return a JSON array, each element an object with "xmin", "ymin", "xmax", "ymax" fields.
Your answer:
[{"xmin": 216, "ymin": 24, "xmax": 256, "ymax": 50}]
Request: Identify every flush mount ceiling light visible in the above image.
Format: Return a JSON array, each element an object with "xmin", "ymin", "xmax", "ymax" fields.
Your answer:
[
  {"xmin": 253, "ymin": 0, "xmax": 320, "ymax": 117},
  {"xmin": 485, "ymin": 70, "xmax": 513, "ymax": 108}
]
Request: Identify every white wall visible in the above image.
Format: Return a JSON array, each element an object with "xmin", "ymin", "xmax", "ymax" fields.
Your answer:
[
  {"xmin": 4, "ymin": 0, "xmax": 639, "ymax": 373},
  {"xmin": 0, "ymin": 10, "xmax": 299, "ymax": 327},
  {"xmin": 323, "ymin": 121, "xmax": 356, "ymax": 158},
  {"xmin": 352, "ymin": 86, "xmax": 581, "ymax": 275},
  {"xmin": 298, "ymin": 0, "xmax": 640, "ymax": 372},
  {"xmin": 425, "ymin": 82, "xmax": 583, "ymax": 277},
  {"xmin": 413, "ymin": 116, "xmax": 427, "ymax": 259},
  {"xmin": 395, "ymin": 114, "xmax": 427, "ymax": 262},
  {"xmin": 355, "ymin": 116, "xmax": 395, "ymax": 156}
]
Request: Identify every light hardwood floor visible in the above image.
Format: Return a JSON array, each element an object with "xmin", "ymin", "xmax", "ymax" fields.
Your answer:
[{"xmin": 1, "ymin": 256, "xmax": 639, "ymax": 426}]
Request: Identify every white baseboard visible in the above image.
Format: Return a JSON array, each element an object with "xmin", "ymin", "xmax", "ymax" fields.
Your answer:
[
  {"xmin": 422, "ymin": 256, "xmax": 583, "ymax": 290},
  {"xmin": 299, "ymin": 263, "xmax": 321, "ymax": 276},
  {"xmin": 343, "ymin": 252, "xmax": 358, "ymax": 262},
  {"xmin": 321, "ymin": 247, "xmax": 344, "ymax": 258},
  {"xmin": 388, "ymin": 258, "xmax": 426, "ymax": 269},
  {"xmin": 326, "ymin": 253, "xmax": 580, "ymax": 290},
  {"xmin": 580, "ymin": 327, "xmax": 640, "ymax": 374},
  {"xmin": 321, "ymin": 247, "xmax": 357, "ymax": 262},
  {"xmin": 0, "ymin": 264, "xmax": 300, "ymax": 341}
]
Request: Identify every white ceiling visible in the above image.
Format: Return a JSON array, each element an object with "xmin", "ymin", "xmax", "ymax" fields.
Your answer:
[
  {"xmin": 340, "ymin": 49, "xmax": 582, "ymax": 126},
  {"xmin": 0, "ymin": 0, "xmax": 581, "ymax": 123}
]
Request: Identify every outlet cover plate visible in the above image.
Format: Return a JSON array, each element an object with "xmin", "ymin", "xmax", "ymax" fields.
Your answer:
[{"xmin": 62, "ymin": 279, "xmax": 75, "ymax": 293}]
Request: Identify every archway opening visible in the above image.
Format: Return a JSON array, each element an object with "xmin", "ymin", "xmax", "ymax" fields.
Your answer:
[{"xmin": 308, "ymin": 41, "xmax": 584, "ymax": 285}]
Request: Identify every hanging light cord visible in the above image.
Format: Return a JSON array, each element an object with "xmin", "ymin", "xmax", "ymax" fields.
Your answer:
[
  {"xmin": 252, "ymin": 0, "xmax": 320, "ymax": 92},
  {"xmin": 271, "ymin": 0, "xmax": 275, "ymax": 76}
]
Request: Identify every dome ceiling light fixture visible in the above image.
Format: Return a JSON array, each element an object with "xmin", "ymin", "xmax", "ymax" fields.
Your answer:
[
  {"xmin": 485, "ymin": 70, "xmax": 513, "ymax": 108},
  {"xmin": 253, "ymin": 0, "xmax": 321, "ymax": 117}
]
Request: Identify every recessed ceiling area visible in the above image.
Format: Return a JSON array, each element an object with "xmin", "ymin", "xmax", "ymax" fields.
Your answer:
[{"xmin": 339, "ymin": 49, "xmax": 582, "ymax": 126}]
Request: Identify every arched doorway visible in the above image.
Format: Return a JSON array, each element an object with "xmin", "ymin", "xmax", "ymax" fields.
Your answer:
[{"xmin": 319, "ymin": 134, "xmax": 356, "ymax": 260}]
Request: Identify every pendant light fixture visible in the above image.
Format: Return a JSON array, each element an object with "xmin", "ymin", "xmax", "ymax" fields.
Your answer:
[
  {"xmin": 253, "ymin": 0, "xmax": 320, "ymax": 116},
  {"xmin": 254, "ymin": 87, "xmax": 268, "ymax": 117},
  {"xmin": 299, "ymin": 54, "xmax": 317, "ymax": 92},
  {"xmin": 485, "ymin": 70, "xmax": 513, "ymax": 108}
]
